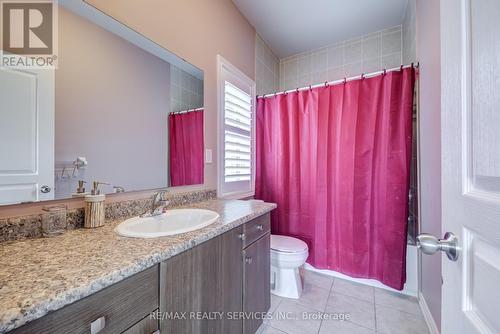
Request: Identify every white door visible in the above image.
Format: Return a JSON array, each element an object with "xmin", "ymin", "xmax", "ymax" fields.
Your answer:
[
  {"xmin": 0, "ymin": 67, "xmax": 54, "ymax": 205},
  {"xmin": 439, "ymin": 0, "xmax": 500, "ymax": 333}
]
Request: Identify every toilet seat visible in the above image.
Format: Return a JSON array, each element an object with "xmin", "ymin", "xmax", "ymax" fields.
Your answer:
[{"xmin": 271, "ymin": 235, "xmax": 308, "ymax": 253}]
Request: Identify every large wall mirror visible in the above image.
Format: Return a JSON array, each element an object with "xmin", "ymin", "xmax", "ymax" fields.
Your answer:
[{"xmin": 0, "ymin": 0, "xmax": 204, "ymax": 206}]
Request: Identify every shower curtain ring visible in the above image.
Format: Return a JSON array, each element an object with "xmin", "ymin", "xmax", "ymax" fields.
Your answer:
[
  {"xmin": 296, "ymin": 88, "xmax": 299, "ymax": 93},
  {"xmin": 324, "ymin": 81, "xmax": 329, "ymax": 87},
  {"xmin": 383, "ymin": 69, "xmax": 387, "ymax": 75},
  {"xmin": 400, "ymin": 65, "xmax": 404, "ymax": 71},
  {"xmin": 361, "ymin": 73, "xmax": 365, "ymax": 79},
  {"xmin": 309, "ymin": 85, "xmax": 312, "ymax": 91},
  {"xmin": 343, "ymin": 78, "xmax": 347, "ymax": 84}
]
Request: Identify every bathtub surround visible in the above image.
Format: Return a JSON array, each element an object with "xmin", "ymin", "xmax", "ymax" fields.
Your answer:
[
  {"xmin": 0, "ymin": 199, "xmax": 276, "ymax": 333},
  {"xmin": 278, "ymin": 26, "xmax": 403, "ymax": 92},
  {"xmin": 256, "ymin": 68, "xmax": 415, "ymax": 290},
  {"xmin": 0, "ymin": 189, "xmax": 216, "ymax": 242}
]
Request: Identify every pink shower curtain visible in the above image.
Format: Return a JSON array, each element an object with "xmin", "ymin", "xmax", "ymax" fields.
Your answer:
[
  {"xmin": 169, "ymin": 110, "xmax": 204, "ymax": 186},
  {"xmin": 256, "ymin": 68, "xmax": 415, "ymax": 290}
]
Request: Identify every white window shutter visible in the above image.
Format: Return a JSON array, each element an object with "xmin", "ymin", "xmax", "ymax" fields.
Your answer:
[{"xmin": 217, "ymin": 56, "xmax": 256, "ymax": 199}]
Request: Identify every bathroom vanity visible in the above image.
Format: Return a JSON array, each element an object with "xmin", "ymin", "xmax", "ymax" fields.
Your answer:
[{"xmin": 0, "ymin": 200, "xmax": 275, "ymax": 334}]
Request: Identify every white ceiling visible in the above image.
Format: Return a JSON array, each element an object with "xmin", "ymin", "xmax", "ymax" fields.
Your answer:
[{"xmin": 233, "ymin": 0, "xmax": 409, "ymax": 58}]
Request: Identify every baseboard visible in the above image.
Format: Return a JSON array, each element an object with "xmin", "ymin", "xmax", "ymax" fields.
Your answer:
[{"xmin": 418, "ymin": 292, "xmax": 440, "ymax": 334}]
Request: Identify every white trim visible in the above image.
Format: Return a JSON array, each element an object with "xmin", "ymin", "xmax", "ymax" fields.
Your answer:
[
  {"xmin": 419, "ymin": 292, "xmax": 441, "ymax": 334},
  {"xmin": 216, "ymin": 55, "xmax": 256, "ymax": 199}
]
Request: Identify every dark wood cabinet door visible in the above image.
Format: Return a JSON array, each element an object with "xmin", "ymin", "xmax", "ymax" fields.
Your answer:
[
  {"xmin": 160, "ymin": 226, "xmax": 244, "ymax": 334},
  {"xmin": 219, "ymin": 226, "xmax": 244, "ymax": 334},
  {"xmin": 160, "ymin": 235, "xmax": 221, "ymax": 334},
  {"xmin": 243, "ymin": 233, "xmax": 271, "ymax": 334}
]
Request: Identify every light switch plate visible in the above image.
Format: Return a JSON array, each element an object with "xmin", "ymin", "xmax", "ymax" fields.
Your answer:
[{"xmin": 205, "ymin": 149, "xmax": 213, "ymax": 163}]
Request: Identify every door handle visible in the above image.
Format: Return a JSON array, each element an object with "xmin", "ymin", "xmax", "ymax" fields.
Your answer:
[
  {"xmin": 40, "ymin": 185, "xmax": 51, "ymax": 193},
  {"xmin": 417, "ymin": 232, "xmax": 460, "ymax": 261}
]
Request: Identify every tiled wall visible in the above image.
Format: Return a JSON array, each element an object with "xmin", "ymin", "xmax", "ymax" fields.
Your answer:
[
  {"xmin": 170, "ymin": 65, "xmax": 204, "ymax": 113},
  {"xmin": 279, "ymin": 26, "xmax": 403, "ymax": 91},
  {"xmin": 255, "ymin": 34, "xmax": 280, "ymax": 95},
  {"xmin": 403, "ymin": 0, "xmax": 417, "ymax": 64}
]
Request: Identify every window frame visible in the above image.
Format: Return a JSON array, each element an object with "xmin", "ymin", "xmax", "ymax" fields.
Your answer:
[{"xmin": 217, "ymin": 55, "xmax": 256, "ymax": 199}]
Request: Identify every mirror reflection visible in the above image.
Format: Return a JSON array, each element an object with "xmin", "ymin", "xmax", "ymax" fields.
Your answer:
[{"xmin": 0, "ymin": 2, "xmax": 204, "ymax": 205}]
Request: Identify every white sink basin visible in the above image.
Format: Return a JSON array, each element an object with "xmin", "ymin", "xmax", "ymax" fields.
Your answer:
[{"xmin": 115, "ymin": 208, "xmax": 220, "ymax": 238}]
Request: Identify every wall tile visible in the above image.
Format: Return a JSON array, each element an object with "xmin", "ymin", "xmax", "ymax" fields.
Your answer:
[
  {"xmin": 363, "ymin": 57, "xmax": 381, "ymax": 73},
  {"xmin": 382, "ymin": 52, "xmax": 402, "ymax": 69},
  {"xmin": 327, "ymin": 45, "xmax": 344, "ymax": 68},
  {"xmin": 256, "ymin": 34, "xmax": 280, "ymax": 95},
  {"xmin": 170, "ymin": 65, "xmax": 203, "ymax": 112},
  {"xmin": 277, "ymin": 25, "xmax": 404, "ymax": 90},
  {"xmin": 344, "ymin": 40, "xmax": 362, "ymax": 64},
  {"xmin": 298, "ymin": 54, "xmax": 312, "ymax": 76},
  {"xmin": 382, "ymin": 29, "xmax": 402, "ymax": 55},
  {"xmin": 312, "ymin": 49, "xmax": 328, "ymax": 73},
  {"xmin": 344, "ymin": 62, "xmax": 362, "ymax": 77},
  {"xmin": 362, "ymin": 34, "xmax": 381, "ymax": 60}
]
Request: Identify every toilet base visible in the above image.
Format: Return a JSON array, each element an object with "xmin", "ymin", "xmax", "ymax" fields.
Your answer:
[{"xmin": 270, "ymin": 265, "xmax": 303, "ymax": 299}]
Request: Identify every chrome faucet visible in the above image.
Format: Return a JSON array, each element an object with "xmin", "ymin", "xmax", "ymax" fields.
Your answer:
[{"xmin": 141, "ymin": 191, "xmax": 169, "ymax": 217}]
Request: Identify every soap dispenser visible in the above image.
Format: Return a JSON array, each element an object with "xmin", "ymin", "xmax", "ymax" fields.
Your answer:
[
  {"xmin": 72, "ymin": 180, "xmax": 89, "ymax": 198},
  {"xmin": 84, "ymin": 181, "xmax": 107, "ymax": 228}
]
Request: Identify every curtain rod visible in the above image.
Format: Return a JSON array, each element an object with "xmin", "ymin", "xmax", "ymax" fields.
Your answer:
[
  {"xmin": 257, "ymin": 62, "xmax": 419, "ymax": 99},
  {"xmin": 170, "ymin": 107, "xmax": 204, "ymax": 115}
]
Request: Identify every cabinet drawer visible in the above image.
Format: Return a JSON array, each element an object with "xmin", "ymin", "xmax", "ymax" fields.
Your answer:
[
  {"xmin": 12, "ymin": 266, "xmax": 159, "ymax": 334},
  {"xmin": 243, "ymin": 213, "xmax": 270, "ymax": 248},
  {"xmin": 122, "ymin": 312, "xmax": 159, "ymax": 334}
]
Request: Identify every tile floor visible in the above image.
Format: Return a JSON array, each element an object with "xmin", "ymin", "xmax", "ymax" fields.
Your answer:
[{"xmin": 257, "ymin": 269, "xmax": 429, "ymax": 334}]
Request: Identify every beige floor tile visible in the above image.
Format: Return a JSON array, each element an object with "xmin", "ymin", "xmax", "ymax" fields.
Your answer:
[
  {"xmin": 256, "ymin": 323, "xmax": 288, "ymax": 334},
  {"xmin": 300, "ymin": 268, "xmax": 334, "ymax": 291},
  {"xmin": 374, "ymin": 288, "xmax": 421, "ymax": 316},
  {"xmin": 331, "ymin": 278, "xmax": 374, "ymax": 302},
  {"xmin": 376, "ymin": 304, "xmax": 429, "ymax": 334},
  {"xmin": 270, "ymin": 294, "xmax": 284, "ymax": 314},
  {"xmin": 319, "ymin": 319, "xmax": 375, "ymax": 334},
  {"xmin": 293, "ymin": 283, "xmax": 330, "ymax": 311},
  {"xmin": 325, "ymin": 293, "xmax": 376, "ymax": 330},
  {"xmin": 269, "ymin": 299, "xmax": 323, "ymax": 334}
]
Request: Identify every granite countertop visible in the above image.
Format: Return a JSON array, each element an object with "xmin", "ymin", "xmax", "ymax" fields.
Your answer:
[{"xmin": 0, "ymin": 199, "xmax": 276, "ymax": 333}]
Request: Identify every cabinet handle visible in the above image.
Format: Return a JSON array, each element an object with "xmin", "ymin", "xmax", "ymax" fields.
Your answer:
[
  {"xmin": 245, "ymin": 257, "xmax": 253, "ymax": 264},
  {"xmin": 257, "ymin": 224, "xmax": 264, "ymax": 231},
  {"xmin": 238, "ymin": 233, "xmax": 246, "ymax": 240},
  {"xmin": 90, "ymin": 316, "xmax": 106, "ymax": 334}
]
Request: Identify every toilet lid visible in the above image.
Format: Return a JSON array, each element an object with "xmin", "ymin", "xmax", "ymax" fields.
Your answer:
[{"xmin": 271, "ymin": 235, "xmax": 308, "ymax": 253}]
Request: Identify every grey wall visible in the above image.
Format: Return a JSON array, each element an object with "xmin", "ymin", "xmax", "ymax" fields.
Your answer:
[
  {"xmin": 55, "ymin": 8, "xmax": 170, "ymax": 198},
  {"xmin": 417, "ymin": 0, "xmax": 442, "ymax": 329}
]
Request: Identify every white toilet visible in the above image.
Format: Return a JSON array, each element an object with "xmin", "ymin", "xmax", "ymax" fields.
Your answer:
[{"xmin": 270, "ymin": 235, "xmax": 309, "ymax": 299}]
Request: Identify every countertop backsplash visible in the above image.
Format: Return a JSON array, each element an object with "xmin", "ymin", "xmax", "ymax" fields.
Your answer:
[{"xmin": 0, "ymin": 189, "xmax": 217, "ymax": 243}]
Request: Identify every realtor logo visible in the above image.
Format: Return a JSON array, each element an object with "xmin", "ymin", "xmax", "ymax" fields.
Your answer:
[{"xmin": 1, "ymin": 0, "xmax": 57, "ymax": 68}]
